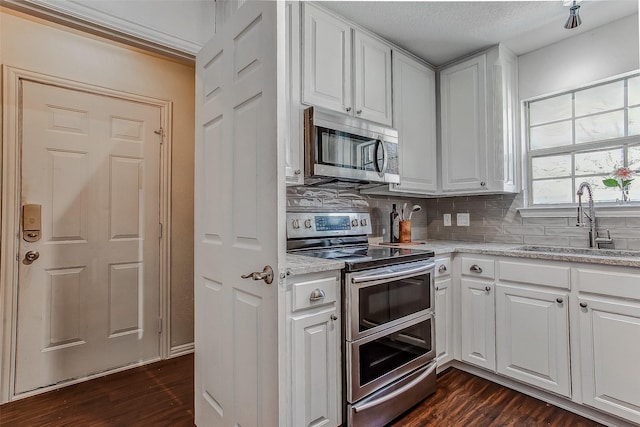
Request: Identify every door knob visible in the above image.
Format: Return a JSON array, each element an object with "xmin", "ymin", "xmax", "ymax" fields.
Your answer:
[
  {"xmin": 241, "ymin": 265, "xmax": 274, "ymax": 285},
  {"xmin": 23, "ymin": 250, "xmax": 40, "ymax": 265}
]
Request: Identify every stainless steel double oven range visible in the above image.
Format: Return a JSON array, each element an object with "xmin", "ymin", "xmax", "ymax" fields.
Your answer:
[{"xmin": 287, "ymin": 211, "xmax": 437, "ymax": 427}]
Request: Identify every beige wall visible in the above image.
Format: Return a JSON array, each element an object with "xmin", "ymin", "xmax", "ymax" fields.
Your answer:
[{"xmin": 0, "ymin": 8, "xmax": 195, "ymax": 349}]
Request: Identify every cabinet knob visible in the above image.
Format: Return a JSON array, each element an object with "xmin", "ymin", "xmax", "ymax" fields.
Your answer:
[
  {"xmin": 356, "ymin": 109, "xmax": 362, "ymax": 115},
  {"xmin": 435, "ymin": 286, "xmax": 440, "ymax": 291},
  {"xmin": 438, "ymin": 265, "xmax": 447, "ymax": 273},
  {"xmin": 579, "ymin": 302, "xmax": 588, "ymax": 308},
  {"xmin": 485, "ymin": 286, "xmax": 491, "ymax": 292},
  {"xmin": 330, "ymin": 314, "xmax": 338, "ymax": 321},
  {"xmin": 556, "ymin": 297, "xmax": 564, "ymax": 304},
  {"xmin": 470, "ymin": 264, "xmax": 483, "ymax": 274},
  {"xmin": 345, "ymin": 107, "xmax": 352, "ymax": 113},
  {"xmin": 480, "ymin": 181, "xmax": 486, "ymax": 187},
  {"xmin": 294, "ymin": 169, "xmax": 301, "ymax": 175}
]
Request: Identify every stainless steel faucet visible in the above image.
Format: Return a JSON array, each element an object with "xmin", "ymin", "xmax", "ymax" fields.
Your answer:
[{"xmin": 576, "ymin": 182, "xmax": 613, "ymax": 248}]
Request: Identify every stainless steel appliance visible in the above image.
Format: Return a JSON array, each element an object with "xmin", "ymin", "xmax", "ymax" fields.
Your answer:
[
  {"xmin": 287, "ymin": 211, "xmax": 436, "ymax": 427},
  {"xmin": 304, "ymin": 107, "xmax": 400, "ymax": 185}
]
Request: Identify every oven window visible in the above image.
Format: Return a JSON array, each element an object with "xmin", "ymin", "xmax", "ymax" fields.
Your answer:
[
  {"xmin": 358, "ymin": 272, "xmax": 431, "ymax": 333},
  {"xmin": 359, "ymin": 318, "xmax": 432, "ymax": 386}
]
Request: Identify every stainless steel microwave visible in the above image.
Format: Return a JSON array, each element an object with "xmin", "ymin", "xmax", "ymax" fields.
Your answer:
[{"xmin": 304, "ymin": 107, "xmax": 399, "ymax": 184}]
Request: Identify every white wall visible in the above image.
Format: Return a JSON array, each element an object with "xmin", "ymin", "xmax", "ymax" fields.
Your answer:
[{"xmin": 519, "ymin": 14, "xmax": 639, "ymax": 100}]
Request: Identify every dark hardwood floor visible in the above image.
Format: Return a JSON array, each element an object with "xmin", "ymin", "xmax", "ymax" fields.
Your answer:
[{"xmin": 0, "ymin": 355, "xmax": 604, "ymax": 426}]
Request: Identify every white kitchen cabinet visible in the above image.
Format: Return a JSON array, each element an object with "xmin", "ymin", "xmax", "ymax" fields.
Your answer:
[
  {"xmin": 353, "ymin": 31, "xmax": 392, "ymax": 125},
  {"xmin": 390, "ymin": 51, "xmax": 437, "ymax": 194},
  {"xmin": 495, "ymin": 284, "xmax": 571, "ymax": 397},
  {"xmin": 575, "ymin": 265, "xmax": 640, "ymax": 425},
  {"xmin": 460, "ymin": 257, "xmax": 496, "ymax": 371},
  {"xmin": 434, "ymin": 257, "xmax": 453, "ymax": 366},
  {"xmin": 285, "ymin": 1, "xmax": 304, "ymax": 184},
  {"xmin": 302, "ymin": 3, "xmax": 392, "ymax": 126},
  {"xmin": 439, "ymin": 44, "xmax": 519, "ymax": 194},
  {"xmin": 288, "ymin": 271, "xmax": 341, "ymax": 427}
]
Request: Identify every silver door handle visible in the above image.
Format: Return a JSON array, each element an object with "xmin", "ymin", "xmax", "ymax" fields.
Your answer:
[
  {"xmin": 23, "ymin": 250, "xmax": 40, "ymax": 264},
  {"xmin": 241, "ymin": 265, "xmax": 274, "ymax": 285},
  {"xmin": 309, "ymin": 288, "xmax": 326, "ymax": 302}
]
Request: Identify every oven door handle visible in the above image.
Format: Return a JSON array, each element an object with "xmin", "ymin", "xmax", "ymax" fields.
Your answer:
[
  {"xmin": 353, "ymin": 362, "xmax": 437, "ymax": 413},
  {"xmin": 350, "ymin": 262, "xmax": 435, "ymax": 284}
]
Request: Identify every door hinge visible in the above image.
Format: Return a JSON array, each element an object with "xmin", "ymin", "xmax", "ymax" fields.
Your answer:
[
  {"xmin": 158, "ymin": 318, "xmax": 163, "ymax": 334},
  {"xmin": 159, "ymin": 223, "xmax": 163, "ymax": 239}
]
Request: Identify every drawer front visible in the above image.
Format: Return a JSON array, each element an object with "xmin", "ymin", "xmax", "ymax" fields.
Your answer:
[
  {"xmin": 498, "ymin": 259, "xmax": 570, "ymax": 290},
  {"xmin": 576, "ymin": 266, "xmax": 640, "ymax": 301},
  {"xmin": 460, "ymin": 257, "xmax": 495, "ymax": 279},
  {"xmin": 292, "ymin": 276, "xmax": 338, "ymax": 311},
  {"xmin": 435, "ymin": 257, "xmax": 451, "ymax": 278}
]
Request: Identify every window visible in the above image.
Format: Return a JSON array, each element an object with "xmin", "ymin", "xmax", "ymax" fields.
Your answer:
[{"xmin": 526, "ymin": 73, "xmax": 640, "ymax": 205}]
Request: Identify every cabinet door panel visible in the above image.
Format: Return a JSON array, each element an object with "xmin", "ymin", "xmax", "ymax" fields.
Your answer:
[
  {"xmin": 435, "ymin": 277, "xmax": 453, "ymax": 366},
  {"xmin": 391, "ymin": 52, "xmax": 437, "ymax": 193},
  {"xmin": 579, "ymin": 297, "xmax": 640, "ymax": 424},
  {"xmin": 440, "ymin": 55, "xmax": 487, "ymax": 191},
  {"xmin": 354, "ymin": 31, "xmax": 392, "ymax": 125},
  {"xmin": 292, "ymin": 306, "xmax": 340, "ymax": 427},
  {"xmin": 302, "ymin": 4, "xmax": 351, "ymax": 114},
  {"xmin": 461, "ymin": 277, "xmax": 495, "ymax": 371},
  {"xmin": 496, "ymin": 284, "xmax": 571, "ymax": 397}
]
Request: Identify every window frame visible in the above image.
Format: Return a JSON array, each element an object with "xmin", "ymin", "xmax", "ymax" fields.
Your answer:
[{"xmin": 524, "ymin": 71, "xmax": 640, "ymax": 207}]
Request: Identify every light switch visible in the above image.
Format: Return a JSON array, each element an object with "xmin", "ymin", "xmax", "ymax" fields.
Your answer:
[
  {"xmin": 443, "ymin": 214, "xmax": 452, "ymax": 227},
  {"xmin": 457, "ymin": 213, "xmax": 470, "ymax": 226}
]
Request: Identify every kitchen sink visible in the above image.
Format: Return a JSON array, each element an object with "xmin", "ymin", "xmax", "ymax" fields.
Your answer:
[{"xmin": 513, "ymin": 245, "xmax": 640, "ymax": 258}]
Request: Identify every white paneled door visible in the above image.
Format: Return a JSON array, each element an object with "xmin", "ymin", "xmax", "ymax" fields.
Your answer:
[
  {"xmin": 15, "ymin": 81, "xmax": 161, "ymax": 394},
  {"xmin": 194, "ymin": 2, "xmax": 283, "ymax": 426}
]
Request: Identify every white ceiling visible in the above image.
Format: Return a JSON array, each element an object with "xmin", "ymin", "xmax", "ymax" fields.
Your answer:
[{"xmin": 319, "ymin": 0, "xmax": 639, "ymax": 66}]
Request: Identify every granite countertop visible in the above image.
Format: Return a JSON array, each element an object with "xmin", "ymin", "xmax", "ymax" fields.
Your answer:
[
  {"xmin": 369, "ymin": 238, "xmax": 640, "ymax": 268},
  {"xmin": 286, "ymin": 253, "xmax": 345, "ymax": 276}
]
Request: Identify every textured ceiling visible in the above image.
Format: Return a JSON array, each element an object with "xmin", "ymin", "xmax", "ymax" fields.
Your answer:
[{"xmin": 320, "ymin": 1, "xmax": 639, "ymax": 66}]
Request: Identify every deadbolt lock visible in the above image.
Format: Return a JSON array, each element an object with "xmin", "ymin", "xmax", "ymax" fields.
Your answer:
[{"xmin": 22, "ymin": 204, "xmax": 42, "ymax": 242}]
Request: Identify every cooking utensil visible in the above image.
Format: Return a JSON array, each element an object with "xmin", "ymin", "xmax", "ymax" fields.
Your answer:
[
  {"xmin": 402, "ymin": 202, "xmax": 408, "ymax": 220},
  {"xmin": 408, "ymin": 204, "xmax": 422, "ymax": 220}
]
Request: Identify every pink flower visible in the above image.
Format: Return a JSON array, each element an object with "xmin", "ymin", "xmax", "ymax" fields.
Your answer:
[{"xmin": 613, "ymin": 167, "xmax": 633, "ymax": 179}]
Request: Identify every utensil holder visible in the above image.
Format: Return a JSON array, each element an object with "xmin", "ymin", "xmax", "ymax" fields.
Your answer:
[{"xmin": 399, "ymin": 220, "xmax": 411, "ymax": 243}]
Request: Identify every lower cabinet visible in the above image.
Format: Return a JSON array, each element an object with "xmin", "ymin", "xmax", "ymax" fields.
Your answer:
[
  {"xmin": 435, "ymin": 258, "xmax": 453, "ymax": 366},
  {"xmin": 288, "ymin": 271, "xmax": 341, "ymax": 427},
  {"xmin": 578, "ymin": 296, "xmax": 640, "ymax": 424},
  {"xmin": 460, "ymin": 277, "xmax": 495, "ymax": 371},
  {"xmin": 495, "ymin": 284, "xmax": 571, "ymax": 397}
]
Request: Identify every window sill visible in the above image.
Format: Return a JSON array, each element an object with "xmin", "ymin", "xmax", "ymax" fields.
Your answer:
[{"xmin": 518, "ymin": 203, "xmax": 640, "ymax": 218}]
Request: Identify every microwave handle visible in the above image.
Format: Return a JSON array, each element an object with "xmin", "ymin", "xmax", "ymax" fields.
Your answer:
[{"xmin": 374, "ymin": 138, "xmax": 388, "ymax": 178}]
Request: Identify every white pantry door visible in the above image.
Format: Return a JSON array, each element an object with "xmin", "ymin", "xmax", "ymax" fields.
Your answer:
[
  {"xmin": 15, "ymin": 81, "xmax": 161, "ymax": 395},
  {"xmin": 194, "ymin": 2, "xmax": 284, "ymax": 426}
]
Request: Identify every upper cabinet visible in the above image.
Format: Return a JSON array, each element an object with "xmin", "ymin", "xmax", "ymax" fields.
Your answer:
[
  {"xmin": 440, "ymin": 45, "xmax": 519, "ymax": 194},
  {"xmin": 302, "ymin": 3, "xmax": 392, "ymax": 126},
  {"xmin": 390, "ymin": 52, "xmax": 437, "ymax": 194}
]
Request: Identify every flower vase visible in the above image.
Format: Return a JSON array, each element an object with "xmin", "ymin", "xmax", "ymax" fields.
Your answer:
[{"xmin": 618, "ymin": 177, "xmax": 630, "ymax": 202}]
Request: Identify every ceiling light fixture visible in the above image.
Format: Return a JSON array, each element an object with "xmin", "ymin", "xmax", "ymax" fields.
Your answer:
[{"xmin": 564, "ymin": 0, "xmax": 582, "ymax": 30}]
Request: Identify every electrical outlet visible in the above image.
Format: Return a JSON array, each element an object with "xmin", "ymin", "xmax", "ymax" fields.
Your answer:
[
  {"xmin": 443, "ymin": 214, "xmax": 452, "ymax": 227},
  {"xmin": 457, "ymin": 213, "xmax": 470, "ymax": 227}
]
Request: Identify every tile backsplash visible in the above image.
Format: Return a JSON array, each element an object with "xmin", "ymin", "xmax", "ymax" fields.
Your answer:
[{"xmin": 287, "ymin": 187, "xmax": 640, "ymax": 249}]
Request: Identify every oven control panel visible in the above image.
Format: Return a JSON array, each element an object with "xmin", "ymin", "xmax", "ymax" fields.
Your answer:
[{"xmin": 286, "ymin": 212, "xmax": 372, "ymax": 239}]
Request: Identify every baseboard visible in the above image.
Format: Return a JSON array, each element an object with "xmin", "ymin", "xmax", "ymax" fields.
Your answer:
[{"xmin": 169, "ymin": 342, "xmax": 194, "ymax": 358}]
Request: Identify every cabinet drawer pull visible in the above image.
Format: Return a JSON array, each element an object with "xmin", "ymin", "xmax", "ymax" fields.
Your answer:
[
  {"xmin": 330, "ymin": 314, "xmax": 338, "ymax": 321},
  {"xmin": 294, "ymin": 169, "xmax": 301, "ymax": 175},
  {"xmin": 470, "ymin": 264, "xmax": 483, "ymax": 274},
  {"xmin": 485, "ymin": 286, "xmax": 491, "ymax": 292},
  {"xmin": 579, "ymin": 302, "xmax": 588, "ymax": 308},
  {"xmin": 556, "ymin": 297, "xmax": 564, "ymax": 304},
  {"xmin": 434, "ymin": 286, "xmax": 439, "ymax": 291},
  {"xmin": 345, "ymin": 107, "xmax": 352, "ymax": 113},
  {"xmin": 309, "ymin": 288, "xmax": 326, "ymax": 302},
  {"xmin": 356, "ymin": 109, "xmax": 362, "ymax": 115},
  {"xmin": 438, "ymin": 265, "xmax": 447, "ymax": 273}
]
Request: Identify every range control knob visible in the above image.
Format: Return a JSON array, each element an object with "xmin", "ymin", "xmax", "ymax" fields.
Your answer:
[
  {"xmin": 292, "ymin": 219, "xmax": 300, "ymax": 229},
  {"xmin": 304, "ymin": 219, "xmax": 312, "ymax": 229},
  {"xmin": 352, "ymin": 219, "xmax": 359, "ymax": 227},
  {"xmin": 360, "ymin": 218, "xmax": 368, "ymax": 226}
]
